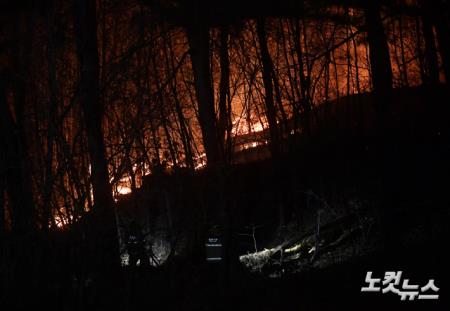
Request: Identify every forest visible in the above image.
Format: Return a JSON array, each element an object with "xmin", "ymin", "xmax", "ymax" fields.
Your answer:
[{"xmin": 0, "ymin": 0, "xmax": 449, "ymax": 310}]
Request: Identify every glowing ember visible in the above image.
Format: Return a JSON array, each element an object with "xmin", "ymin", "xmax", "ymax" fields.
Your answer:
[
  {"xmin": 53, "ymin": 214, "xmax": 74, "ymax": 229},
  {"xmin": 117, "ymin": 185, "xmax": 132, "ymax": 195},
  {"xmin": 232, "ymin": 114, "xmax": 267, "ymax": 136},
  {"xmin": 194, "ymin": 153, "xmax": 207, "ymax": 170}
]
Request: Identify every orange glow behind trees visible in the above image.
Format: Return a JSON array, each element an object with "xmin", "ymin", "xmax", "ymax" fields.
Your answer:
[{"xmin": 0, "ymin": 0, "xmax": 446, "ymax": 230}]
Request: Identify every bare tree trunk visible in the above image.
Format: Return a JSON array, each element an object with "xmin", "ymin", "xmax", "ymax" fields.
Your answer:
[
  {"xmin": 1, "ymin": 86, "xmax": 36, "ymax": 233},
  {"xmin": 332, "ymin": 49, "xmax": 340, "ymax": 102},
  {"xmin": 218, "ymin": 26, "xmax": 231, "ymax": 162},
  {"xmin": 398, "ymin": 17, "xmax": 409, "ymax": 86},
  {"xmin": 346, "ymin": 24, "xmax": 352, "ymax": 96},
  {"xmin": 392, "ymin": 20, "xmax": 404, "ymax": 86},
  {"xmin": 73, "ymin": 0, "xmax": 118, "ymax": 268},
  {"xmin": 0, "ymin": 172, "xmax": 4, "ymax": 235},
  {"xmin": 415, "ymin": 16, "xmax": 427, "ymax": 84},
  {"xmin": 325, "ymin": 52, "xmax": 330, "ymax": 103},
  {"xmin": 365, "ymin": 3, "xmax": 393, "ymax": 93},
  {"xmin": 43, "ymin": 0, "xmax": 58, "ymax": 230},
  {"xmin": 435, "ymin": 23, "xmax": 450, "ymax": 83},
  {"xmin": 293, "ymin": 18, "xmax": 312, "ymax": 135},
  {"xmin": 421, "ymin": 11, "xmax": 440, "ymax": 84},
  {"xmin": 0, "ymin": 10, "xmax": 36, "ymax": 235},
  {"xmin": 73, "ymin": 0, "xmax": 113, "ymax": 215},
  {"xmin": 282, "ymin": 20, "xmax": 302, "ymax": 131},
  {"xmin": 186, "ymin": 17, "xmax": 222, "ymax": 165},
  {"xmin": 364, "ymin": 2, "xmax": 393, "ymax": 126},
  {"xmin": 272, "ymin": 65, "xmax": 289, "ymax": 137},
  {"xmin": 149, "ymin": 46, "xmax": 179, "ymax": 168},
  {"xmin": 164, "ymin": 36, "xmax": 195, "ymax": 169},
  {"xmin": 0, "ymin": 77, "xmax": 37, "ymax": 304},
  {"xmin": 423, "ymin": 0, "xmax": 450, "ymax": 83},
  {"xmin": 256, "ymin": 17, "xmax": 280, "ymax": 157},
  {"xmin": 0, "ymin": 87, "xmax": 6, "ymax": 236},
  {"xmin": 352, "ymin": 35, "xmax": 361, "ymax": 94}
]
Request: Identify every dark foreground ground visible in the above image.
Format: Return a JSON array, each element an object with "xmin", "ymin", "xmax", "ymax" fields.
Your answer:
[
  {"xmin": 1, "ymin": 86, "xmax": 449, "ymax": 310},
  {"xmin": 4, "ymin": 239, "xmax": 447, "ymax": 311}
]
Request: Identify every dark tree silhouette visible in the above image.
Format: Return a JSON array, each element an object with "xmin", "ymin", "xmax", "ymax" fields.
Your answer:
[
  {"xmin": 218, "ymin": 25, "xmax": 232, "ymax": 161},
  {"xmin": 0, "ymin": 6, "xmax": 35, "ymax": 235},
  {"xmin": 186, "ymin": 6, "xmax": 222, "ymax": 165},
  {"xmin": 73, "ymin": 0, "xmax": 119, "ymax": 269},
  {"xmin": 429, "ymin": 0, "xmax": 450, "ymax": 82},
  {"xmin": 364, "ymin": 2, "xmax": 393, "ymax": 95},
  {"xmin": 73, "ymin": 0, "xmax": 114, "ymax": 215},
  {"xmin": 256, "ymin": 17, "xmax": 281, "ymax": 157},
  {"xmin": 421, "ymin": 1, "xmax": 440, "ymax": 85},
  {"xmin": 0, "ymin": 82, "xmax": 35, "ymax": 234}
]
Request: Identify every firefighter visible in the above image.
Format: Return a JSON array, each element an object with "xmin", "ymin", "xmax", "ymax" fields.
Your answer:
[{"xmin": 126, "ymin": 221, "xmax": 149, "ymax": 267}]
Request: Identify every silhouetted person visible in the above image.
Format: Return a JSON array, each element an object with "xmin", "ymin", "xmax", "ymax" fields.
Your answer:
[{"xmin": 126, "ymin": 221, "xmax": 148, "ymax": 267}]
